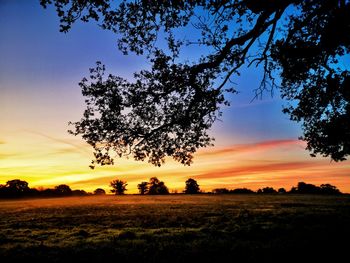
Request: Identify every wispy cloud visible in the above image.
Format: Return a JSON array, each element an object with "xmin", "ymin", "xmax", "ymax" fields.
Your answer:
[
  {"xmin": 0, "ymin": 140, "xmax": 5, "ymax": 144},
  {"xmin": 195, "ymin": 160, "xmax": 320, "ymax": 180},
  {"xmin": 0, "ymin": 153, "xmax": 14, "ymax": 159},
  {"xmin": 24, "ymin": 130, "xmax": 91, "ymax": 157},
  {"xmin": 199, "ymin": 139, "xmax": 305, "ymax": 157}
]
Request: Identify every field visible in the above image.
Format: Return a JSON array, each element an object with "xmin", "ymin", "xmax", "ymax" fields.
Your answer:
[{"xmin": 1, "ymin": 194, "xmax": 350, "ymax": 262}]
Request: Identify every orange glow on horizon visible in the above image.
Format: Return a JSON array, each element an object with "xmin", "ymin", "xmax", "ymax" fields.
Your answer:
[
  {"xmin": 1, "ymin": 131, "xmax": 349, "ymax": 194},
  {"xmin": 1, "ymin": 1, "xmax": 349, "ymax": 197}
]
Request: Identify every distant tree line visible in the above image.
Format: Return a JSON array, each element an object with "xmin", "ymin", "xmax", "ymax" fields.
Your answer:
[
  {"xmin": 0, "ymin": 179, "xmax": 92, "ymax": 199},
  {"xmin": 109, "ymin": 177, "xmax": 202, "ymax": 195},
  {"xmin": 109, "ymin": 177, "xmax": 171, "ymax": 195},
  {"xmin": 0, "ymin": 178, "xmax": 342, "ymax": 199},
  {"xmin": 212, "ymin": 182, "xmax": 342, "ymax": 195},
  {"xmin": 116, "ymin": 178, "xmax": 342, "ymax": 195}
]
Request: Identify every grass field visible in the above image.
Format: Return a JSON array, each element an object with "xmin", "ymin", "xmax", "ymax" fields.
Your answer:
[{"xmin": 1, "ymin": 194, "xmax": 349, "ymax": 262}]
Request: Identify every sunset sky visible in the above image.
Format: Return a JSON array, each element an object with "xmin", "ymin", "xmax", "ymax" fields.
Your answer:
[{"xmin": 1, "ymin": 1, "xmax": 349, "ymax": 193}]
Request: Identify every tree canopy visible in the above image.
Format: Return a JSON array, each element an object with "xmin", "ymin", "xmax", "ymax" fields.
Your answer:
[
  {"xmin": 5, "ymin": 179, "xmax": 29, "ymax": 193},
  {"xmin": 147, "ymin": 177, "xmax": 169, "ymax": 195},
  {"xmin": 110, "ymin": 179, "xmax": 128, "ymax": 194},
  {"xmin": 40, "ymin": 0, "xmax": 350, "ymax": 167},
  {"xmin": 54, "ymin": 184, "xmax": 72, "ymax": 195},
  {"xmin": 137, "ymin": 181, "xmax": 149, "ymax": 195},
  {"xmin": 94, "ymin": 188, "xmax": 106, "ymax": 195},
  {"xmin": 184, "ymin": 178, "xmax": 200, "ymax": 194}
]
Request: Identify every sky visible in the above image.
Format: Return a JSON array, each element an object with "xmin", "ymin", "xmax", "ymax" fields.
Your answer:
[{"xmin": 0, "ymin": 0, "xmax": 349, "ymax": 193}]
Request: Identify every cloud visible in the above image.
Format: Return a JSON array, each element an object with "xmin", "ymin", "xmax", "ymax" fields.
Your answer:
[
  {"xmin": 194, "ymin": 160, "xmax": 321, "ymax": 180},
  {"xmin": 24, "ymin": 130, "xmax": 91, "ymax": 157},
  {"xmin": 53, "ymin": 147, "xmax": 87, "ymax": 156},
  {"xmin": 199, "ymin": 139, "xmax": 305, "ymax": 157},
  {"xmin": 0, "ymin": 140, "xmax": 5, "ymax": 144},
  {"xmin": 0, "ymin": 153, "xmax": 14, "ymax": 159}
]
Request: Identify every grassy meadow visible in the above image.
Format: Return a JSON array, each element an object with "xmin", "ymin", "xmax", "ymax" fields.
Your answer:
[{"xmin": 1, "ymin": 194, "xmax": 349, "ymax": 262}]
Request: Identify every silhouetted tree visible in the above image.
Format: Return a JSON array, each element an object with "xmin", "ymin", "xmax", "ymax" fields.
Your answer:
[
  {"xmin": 42, "ymin": 1, "xmax": 350, "ymax": 167},
  {"xmin": 0, "ymin": 179, "xmax": 89, "ymax": 199},
  {"xmin": 94, "ymin": 188, "xmax": 106, "ymax": 195},
  {"xmin": 258, "ymin": 187, "xmax": 277, "ymax": 194},
  {"xmin": 320, "ymin": 184, "xmax": 341, "ymax": 195},
  {"xmin": 110, "ymin": 179, "xmax": 127, "ymax": 195},
  {"xmin": 148, "ymin": 177, "xmax": 169, "ymax": 195},
  {"xmin": 289, "ymin": 186, "xmax": 298, "ymax": 194},
  {"xmin": 278, "ymin": 188, "xmax": 287, "ymax": 194},
  {"xmin": 6, "ymin": 179, "xmax": 30, "ymax": 193},
  {"xmin": 296, "ymin": 182, "xmax": 320, "ymax": 194},
  {"xmin": 0, "ymin": 184, "xmax": 5, "ymax": 194},
  {"xmin": 290, "ymin": 182, "xmax": 342, "ymax": 195},
  {"xmin": 137, "ymin": 182, "xmax": 149, "ymax": 195},
  {"xmin": 230, "ymin": 188, "xmax": 255, "ymax": 194},
  {"xmin": 184, "ymin": 178, "xmax": 200, "ymax": 194},
  {"xmin": 0, "ymin": 179, "xmax": 31, "ymax": 197},
  {"xmin": 54, "ymin": 184, "xmax": 72, "ymax": 196}
]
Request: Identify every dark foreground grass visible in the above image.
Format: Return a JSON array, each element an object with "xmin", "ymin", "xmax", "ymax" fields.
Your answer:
[{"xmin": 0, "ymin": 194, "xmax": 349, "ymax": 262}]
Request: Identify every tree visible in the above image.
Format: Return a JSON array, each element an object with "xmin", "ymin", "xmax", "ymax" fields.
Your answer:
[
  {"xmin": 110, "ymin": 179, "xmax": 128, "ymax": 195},
  {"xmin": 137, "ymin": 182, "xmax": 149, "ymax": 195},
  {"xmin": 184, "ymin": 178, "xmax": 200, "ymax": 194},
  {"xmin": 230, "ymin": 188, "xmax": 255, "ymax": 194},
  {"xmin": 289, "ymin": 186, "xmax": 298, "ymax": 193},
  {"xmin": 258, "ymin": 187, "xmax": 277, "ymax": 194},
  {"xmin": 296, "ymin": 182, "xmax": 320, "ymax": 194},
  {"xmin": 5, "ymin": 179, "xmax": 30, "ymax": 193},
  {"xmin": 147, "ymin": 177, "xmax": 169, "ymax": 195},
  {"xmin": 94, "ymin": 188, "xmax": 106, "ymax": 195},
  {"xmin": 54, "ymin": 184, "xmax": 72, "ymax": 196},
  {"xmin": 41, "ymin": 1, "xmax": 350, "ymax": 166},
  {"xmin": 320, "ymin": 183, "xmax": 341, "ymax": 195},
  {"xmin": 278, "ymin": 188, "xmax": 287, "ymax": 194},
  {"xmin": 0, "ymin": 179, "xmax": 30, "ymax": 197},
  {"xmin": 291, "ymin": 182, "xmax": 342, "ymax": 195}
]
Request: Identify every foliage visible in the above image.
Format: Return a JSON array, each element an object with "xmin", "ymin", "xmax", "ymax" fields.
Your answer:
[
  {"xmin": 290, "ymin": 182, "xmax": 341, "ymax": 195},
  {"xmin": 278, "ymin": 188, "xmax": 287, "ymax": 194},
  {"xmin": 137, "ymin": 182, "xmax": 149, "ymax": 195},
  {"xmin": 94, "ymin": 188, "xmax": 106, "ymax": 195},
  {"xmin": 40, "ymin": 0, "xmax": 350, "ymax": 166},
  {"xmin": 230, "ymin": 188, "xmax": 255, "ymax": 194},
  {"xmin": 110, "ymin": 179, "xmax": 128, "ymax": 195},
  {"xmin": 54, "ymin": 184, "xmax": 72, "ymax": 195},
  {"xmin": 184, "ymin": 178, "xmax": 200, "ymax": 194},
  {"xmin": 320, "ymin": 183, "xmax": 341, "ymax": 195},
  {"xmin": 0, "ymin": 180, "xmax": 89, "ymax": 199},
  {"xmin": 210, "ymin": 182, "xmax": 341, "ymax": 195},
  {"xmin": 147, "ymin": 177, "xmax": 169, "ymax": 195},
  {"xmin": 5, "ymin": 179, "xmax": 30, "ymax": 193},
  {"xmin": 258, "ymin": 187, "xmax": 277, "ymax": 194}
]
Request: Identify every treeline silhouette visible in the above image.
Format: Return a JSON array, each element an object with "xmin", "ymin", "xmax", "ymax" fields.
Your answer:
[
  {"xmin": 0, "ymin": 179, "xmax": 90, "ymax": 199},
  {"xmin": 0, "ymin": 178, "xmax": 343, "ymax": 199},
  {"xmin": 212, "ymin": 182, "xmax": 342, "ymax": 195}
]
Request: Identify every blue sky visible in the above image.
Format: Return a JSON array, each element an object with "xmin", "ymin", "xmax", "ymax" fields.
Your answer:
[{"xmin": 1, "ymin": 0, "xmax": 348, "ymax": 193}]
